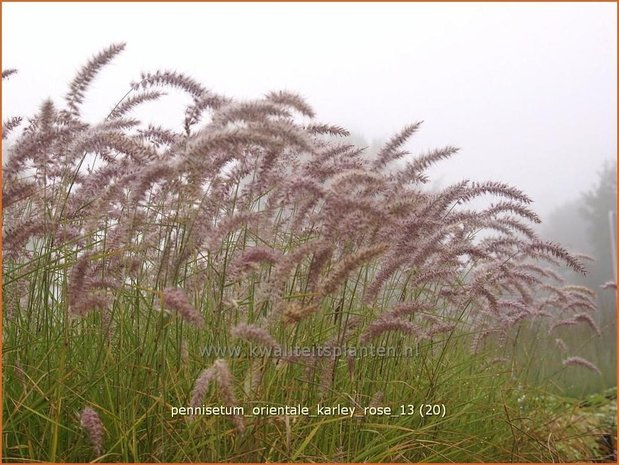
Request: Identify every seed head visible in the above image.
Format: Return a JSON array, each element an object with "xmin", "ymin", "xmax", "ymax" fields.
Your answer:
[{"xmin": 80, "ymin": 407, "xmax": 104, "ymax": 455}]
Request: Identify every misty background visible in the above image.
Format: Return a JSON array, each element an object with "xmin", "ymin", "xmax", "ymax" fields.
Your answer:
[{"xmin": 3, "ymin": 3, "xmax": 617, "ymax": 291}]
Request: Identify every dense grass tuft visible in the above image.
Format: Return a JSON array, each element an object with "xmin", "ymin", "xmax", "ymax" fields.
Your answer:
[{"xmin": 2, "ymin": 45, "xmax": 614, "ymax": 462}]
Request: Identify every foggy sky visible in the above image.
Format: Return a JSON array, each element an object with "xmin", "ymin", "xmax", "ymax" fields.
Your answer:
[{"xmin": 2, "ymin": 2, "xmax": 616, "ymax": 217}]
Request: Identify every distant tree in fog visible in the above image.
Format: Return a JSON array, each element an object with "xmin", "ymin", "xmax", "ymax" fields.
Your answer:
[
  {"xmin": 580, "ymin": 160, "xmax": 617, "ymax": 286},
  {"xmin": 542, "ymin": 159, "xmax": 617, "ymax": 294}
]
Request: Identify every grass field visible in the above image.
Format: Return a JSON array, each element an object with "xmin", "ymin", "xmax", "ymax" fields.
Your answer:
[{"xmin": 2, "ymin": 45, "xmax": 616, "ymax": 463}]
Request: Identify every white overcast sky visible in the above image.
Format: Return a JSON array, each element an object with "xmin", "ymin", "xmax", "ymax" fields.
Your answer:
[{"xmin": 2, "ymin": 2, "xmax": 617, "ymax": 217}]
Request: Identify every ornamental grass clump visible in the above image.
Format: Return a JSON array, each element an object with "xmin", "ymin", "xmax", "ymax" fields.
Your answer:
[{"xmin": 2, "ymin": 44, "xmax": 609, "ymax": 463}]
